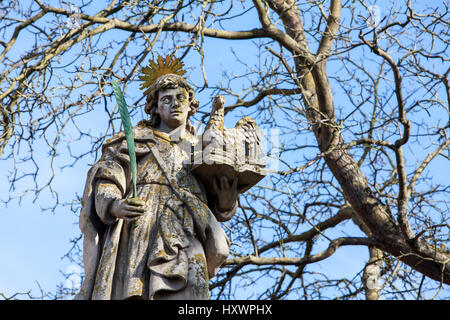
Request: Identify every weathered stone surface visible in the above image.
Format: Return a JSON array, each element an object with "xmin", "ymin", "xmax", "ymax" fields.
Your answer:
[
  {"xmin": 75, "ymin": 74, "xmax": 265, "ymax": 300},
  {"xmin": 192, "ymin": 96, "xmax": 266, "ymax": 195}
]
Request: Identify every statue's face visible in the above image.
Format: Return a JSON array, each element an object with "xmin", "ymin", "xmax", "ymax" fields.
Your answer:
[{"xmin": 156, "ymin": 87, "xmax": 190, "ymax": 131}]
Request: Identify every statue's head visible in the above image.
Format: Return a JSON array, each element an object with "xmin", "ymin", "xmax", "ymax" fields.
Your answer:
[
  {"xmin": 139, "ymin": 55, "xmax": 199, "ymax": 134},
  {"xmin": 143, "ymin": 74, "xmax": 199, "ymax": 134}
]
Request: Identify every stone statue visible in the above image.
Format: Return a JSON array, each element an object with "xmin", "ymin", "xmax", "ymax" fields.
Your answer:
[{"xmin": 75, "ymin": 55, "xmax": 265, "ymax": 300}]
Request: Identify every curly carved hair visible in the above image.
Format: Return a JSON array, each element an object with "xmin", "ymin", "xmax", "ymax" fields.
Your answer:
[{"xmin": 141, "ymin": 74, "xmax": 199, "ymax": 134}]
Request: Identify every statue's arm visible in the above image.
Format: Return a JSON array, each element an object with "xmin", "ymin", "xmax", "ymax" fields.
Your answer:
[
  {"xmin": 94, "ymin": 179, "xmax": 123, "ymax": 225},
  {"xmin": 94, "ymin": 178, "xmax": 145, "ymax": 224},
  {"xmin": 211, "ymin": 176, "xmax": 239, "ymax": 222},
  {"xmin": 93, "ymin": 140, "xmax": 147, "ymax": 223},
  {"xmin": 91, "ymin": 156, "xmax": 128, "ymax": 225}
]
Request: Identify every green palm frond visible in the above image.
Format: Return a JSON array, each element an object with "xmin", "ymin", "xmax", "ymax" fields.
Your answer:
[{"xmin": 112, "ymin": 80, "xmax": 137, "ymax": 198}]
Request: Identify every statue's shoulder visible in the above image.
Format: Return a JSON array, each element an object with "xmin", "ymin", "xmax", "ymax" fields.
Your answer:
[
  {"xmin": 100, "ymin": 123, "xmax": 157, "ymax": 157},
  {"xmin": 103, "ymin": 123, "xmax": 156, "ymax": 146}
]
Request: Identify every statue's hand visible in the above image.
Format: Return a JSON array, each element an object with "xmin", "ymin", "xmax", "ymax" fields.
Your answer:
[
  {"xmin": 111, "ymin": 198, "xmax": 145, "ymax": 221},
  {"xmin": 213, "ymin": 176, "xmax": 238, "ymax": 212}
]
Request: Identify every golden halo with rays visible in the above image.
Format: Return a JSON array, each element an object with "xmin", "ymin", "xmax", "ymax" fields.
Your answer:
[{"xmin": 139, "ymin": 54, "xmax": 187, "ymax": 94}]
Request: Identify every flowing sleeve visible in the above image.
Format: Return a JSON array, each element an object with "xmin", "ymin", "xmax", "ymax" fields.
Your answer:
[
  {"xmin": 190, "ymin": 174, "xmax": 238, "ymax": 223},
  {"xmin": 93, "ymin": 158, "xmax": 128, "ymax": 225},
  {"xmin": 94, "ymin": 179, "xmax": 122, "ymax": 225}
]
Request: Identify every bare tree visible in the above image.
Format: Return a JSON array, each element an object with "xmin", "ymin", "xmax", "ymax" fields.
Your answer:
[{"xmin": 0, "ymin": 0, "xmax": 448, "ymax": 299}]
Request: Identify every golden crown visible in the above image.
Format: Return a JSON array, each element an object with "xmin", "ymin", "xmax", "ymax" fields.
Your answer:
[{"xmin": 139, "ymin": 54, "xmax": 186, "ymax": 94}]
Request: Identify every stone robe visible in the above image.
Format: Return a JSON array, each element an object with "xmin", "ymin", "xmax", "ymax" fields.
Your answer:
[{"xmin": 75, "ymin": 125, "xmax": 234, "ymax": 300}]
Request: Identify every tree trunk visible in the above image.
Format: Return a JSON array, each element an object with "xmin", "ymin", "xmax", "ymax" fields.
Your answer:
[{"xmin": 266, "ymin": 0, "xmax": 450, "ymax": 285}]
